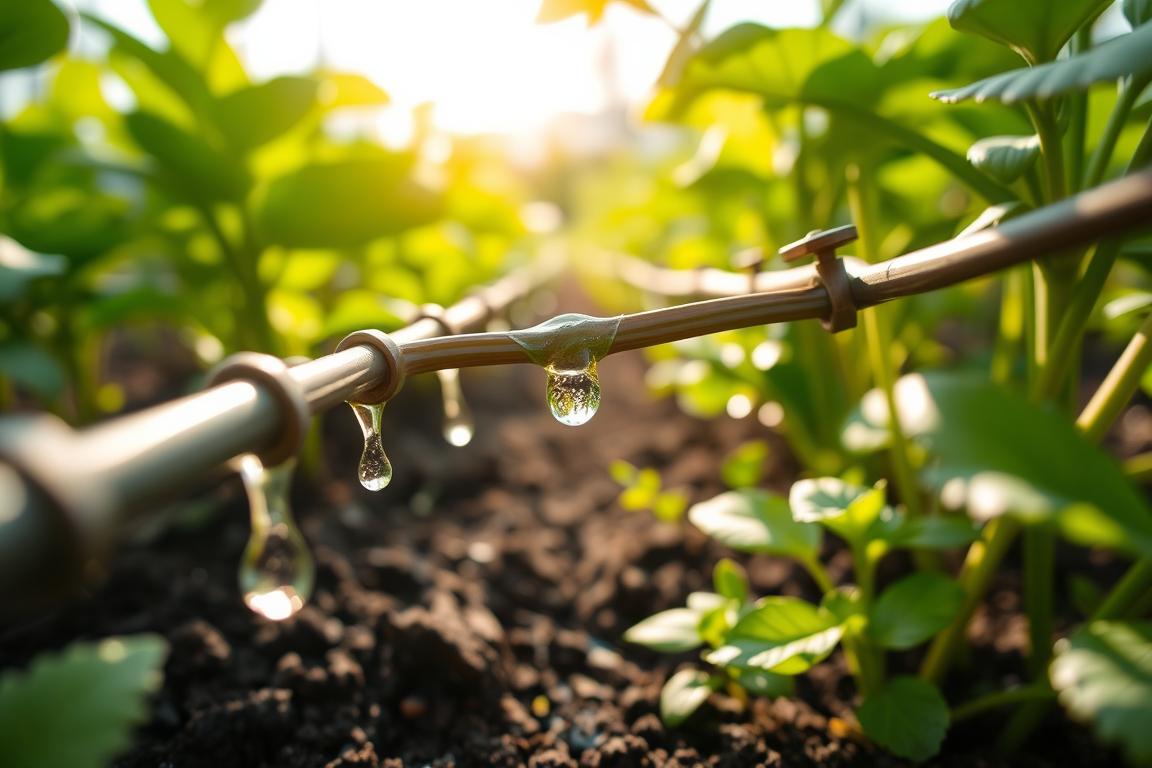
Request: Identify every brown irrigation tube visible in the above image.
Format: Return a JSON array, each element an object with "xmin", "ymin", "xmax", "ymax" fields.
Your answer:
[{"xmin": 1, "ymin": 169, "xmax": 1151, "ymax": 614}]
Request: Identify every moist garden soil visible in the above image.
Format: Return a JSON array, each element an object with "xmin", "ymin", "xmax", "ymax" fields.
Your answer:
[{"xmin": 0, "ymin": 346, "xmax": 1126, "ymax": 768}]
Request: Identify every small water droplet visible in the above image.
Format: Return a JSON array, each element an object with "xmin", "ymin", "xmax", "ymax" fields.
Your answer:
[
  {"xmin": 236, "ymin": 455, "xmax": 313, "ymax": 621},
  {"xmin": 546, "ymin": 361, "xmax": 601, "ymax": 426},
  {"xmin": 349, "ymin": 401, "xmax": 393, "ymax": 490},
  {"xmin": 436, "ymin": 367, "xmax": 474, "ymax": 447}
]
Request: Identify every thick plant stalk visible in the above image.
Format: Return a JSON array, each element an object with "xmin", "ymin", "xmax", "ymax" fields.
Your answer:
[{"xmin": 1078, "ymin": 312, "xmax": 1152, "ymax": 443}]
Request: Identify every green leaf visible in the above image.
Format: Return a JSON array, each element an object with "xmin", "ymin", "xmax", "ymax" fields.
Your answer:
[
  {"xmin": 885, "ymin": 516, "xmax": 980, "ymax": 550},
  {"xmin": 735, "ymin": 668, "xmax": 793, "ymax": 698},
  {"xmin": 669, "ymin": 23, "xmax": 1014, "ymax": 202},
  {"xmin": 536, "ymin": 0, "xmax": 653, "ymax": 25},
  {"xmin": 721, "ymin": 440, "xmax": 769, "ymax": 489},
  {"xmin": 1051, "ymin": 621, "xmax": 1152, "ymax": 763},
  {"xmin": 789, "ymin": 477, "xmax": 889, "ymax": 544},
  {"xmin": 857, "ymin": 676, "xmax": 949, "ymax": 762},
  {"xmin": 257, "ymin": 158, "xmax": 442, "ymax": 248},
  {"xmin": 947, "ymin": 0, "xmax": 1111, "ymax": 64},
  {"xmin": 149, "ymin": 0, "xmax": 217, "ymax": 64},
  {"xmin": 82, "ymin": 14, "xmax": 214, "ymax": 120},
  {"xmin": 657, "ymin": 0, "xmax": 711, "ymax": 88},
  {"xmin": 713, "ymin": 558, "xmax": 748, "ymax": 603},
  {"xmin": 624, "ymin": 609, "xmax": 703, "ymax": 653},
  {"xmin": 870, "ymin": 573, "xmax": 965, "ymax": 649},
  {"xmin": 660, "ymin": 668, "xmax": 715, "ymax": 727},
  {"xmin": 0, "ymin": 239, "xmax": 66, "ymax": 302},
  {"xmin": 317, "ymin": 72, "xmax": 390, "ymax": 109},
  {"xmin": 1125, "ymin": 0, "xmax": 1152, "ymax": 27},
  {"xmin": 125, "ymin": 111, "xmax": 250, "ymax": 202},
  {"xmin": 688, "ymin": 489, "xmax": 821, "ymax": 559},
  {"xmin": 0, "ymin": 342, "xmax": 65, "ymax": 399},
  {"xmin": 0, "ymin": 635, "xmax": 168, "ymax": 768},
  {"xmin": 705, "ymin": 597, "xmax": 842, "ymax": 675},
  {"xmin": 844, "ymin": 373, "xmax": 1152, "ymax": 558},
  {"xmin": 215, "ymin": 76, "xmax": 319, "ymax": 152},
  {"xmin": 967, "ymin": 135, "xmax": 1040, "ymax": 184},
  {"xmin": 0, "ymin": 0, "xmax": 69, "ymax": 72},
  {"xmin": 933, "ymin": 23, "xmax": 1152, "ymax": 104}
]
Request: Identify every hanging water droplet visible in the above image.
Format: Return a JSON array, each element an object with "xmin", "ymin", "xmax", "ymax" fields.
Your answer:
[
  {"xmin": 236, "ymin": 454, "xmax": 313, "ymax": 621},
  {"xmin": 509, "ymin": 313, "xmax": 621, "ymax": 428},
  {"xmin": 436, "ymin": 367, "xmax": 474, "ymax": 447},
  {"xmin": 546, "ymin": 360, "xmax": 602, "ymax": 426},
  {"xmin": 349, "ymin": 401, "xmax": 392, "ymax": 491}
]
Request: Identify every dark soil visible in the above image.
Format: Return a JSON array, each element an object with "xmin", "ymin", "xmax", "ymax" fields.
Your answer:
[{"xmin": 0, "ymin": 347, "xmax": 1123, "ymax": 767}]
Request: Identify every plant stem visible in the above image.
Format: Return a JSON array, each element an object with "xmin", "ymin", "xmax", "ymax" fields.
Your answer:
[
  {"xmin": 197, "ymin": 204, "xmax": 277, "ymax": 355},
  {"xmin": 1064, "ymin": 28, "xmax": 1092, "ymax": 193},
  {"xmin": 1123, "ymin": 452, "xmax": 1152, "ymax": 483},
  {"xmin": 1023, "ymin": 527, "xmax": 1055, "ymax": 675},
  {"xmin": 951, "ymin": 684, "xmax": 1055, "ymax": 722},
  {"xmin": 920, "ymin": 517, "xmax": 1021, "ymax": 684},
  {"xmin": 1084, "ymin": 74, "xmax": 1152, "ymax": 189},
  {"xmin": 800, "ymin": 555, "xmax": 836, "ymax": 594},
  {"xmin": 847, "ymin": 169, "xmax": 923, "ymax": 522},
  {"xmin": 1027, "ymin": 102, "xmax": 1067, "ymax": 203},
  {"xmin": 1093, "ymin": 559, "xmax": 1152, "ymax": 621},
  {"xmin": 1077, "ymin": 312, "xmax": 1152, "ymax": 442}
]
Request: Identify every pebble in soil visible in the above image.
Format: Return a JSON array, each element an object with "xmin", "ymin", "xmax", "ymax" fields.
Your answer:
[
  {"xmin": 236, "ymin": 454, "xmax": 314, "ymax": 621},
  {"xmin": 510, "ymin": 312, "xmax": 621, "ymax": 427},
  {"xmin": 349, "ymin": 401, "xmax": 393, "ymax": 491}
]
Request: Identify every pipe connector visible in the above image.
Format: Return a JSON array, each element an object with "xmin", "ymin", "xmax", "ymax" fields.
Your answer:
[
  {"xmin": 208, "ymin": 353, "xmax": 311, "ymax": 465},
  {"xmin": 335, "ymin": 330, "xmax": 405, "ymax": 405}
]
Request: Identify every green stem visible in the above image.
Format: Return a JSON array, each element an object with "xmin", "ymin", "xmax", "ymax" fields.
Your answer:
[
  {"xmin": 1084, "ymin": 74, "xmax": 1152, "ymax": 189},
  {"xmin": 1078, "ymin": 312, "xmax": 1152, "ymax": 442},
  {"xmin": 991, "ymin": 267, "xmax": 1027, "ymax": 385},
  {"xmin": 920, "ymin": 517, "xmax": 1021, "ymax": 684},
  {"xmin": 800, "ymin": 555, "xmax": 836, "ymax": 594},
  {"xmin": 847, "ymin": 170, "xmax": 923, "ymax": 522},
  {"xmin": 1064, "ymin": 28, "xmax": 1092, "ymax": 193},
  {"xmin": 1093, "ymin": 559, "xmax": 1152, "ymax": 621},
  {"xmin": 1023, "ymin": 527, "xmax": 1055, "ymax": 675},
  {"xmin": 1027, "ymin": 101, "xmax": 1067, "ymax": 203},
  {"xmin": 197, "ymin": 204, "xmax": 277, "ymax": 354},
  {"xmin": 951, "ymin": 684, "xmax": 1055, "ymax": 723},
  {"xmin": 1123, "ymin": 452, "xmax": 1152, "ymax": 483}
]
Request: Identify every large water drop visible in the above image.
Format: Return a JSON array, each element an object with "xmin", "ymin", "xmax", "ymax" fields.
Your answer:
[
  {"xmin": 436, "ymin": 367, "xmax": 474, "ymax": 446},
  {"xmin": 546, "ymin": 361, "xmax": 601, "ymax": 426},
  {"xmin": 236, "ymin": 454, "xmax": 313, "ymax": 621},
  {"xmin": 349, "ymin": 401, "xmax": 393, "ymax": 490}
]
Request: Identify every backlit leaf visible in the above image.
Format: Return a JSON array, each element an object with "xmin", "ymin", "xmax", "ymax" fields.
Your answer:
[
  {"xmin": 660, "ymin": 668, "xmax": 716, "ymax": 726},
  {"xmin": 624, "ymin": 609, "xmax": 703, "ymax": 653},
  {"xmin": 705, "ymin": 597, "xmax": 842, "ymax": 675},
  {"xmin": 0, "ymin": 0, "xmax": 68, "ymax": 72},
  {"xmin": 1051, "ymin": 621, "xmax": 1152, "ymax": 763},
  {"xmin": 947, "ymin": 0, "xmax": 1111, "ymax": 64},
  {"xmin": 0, "ymin": 635, "xmax": 168, "ymax": 768},
  {"xmin": 713, "ymin": 558, "xmax": 748, "ymax": 603},
  {"xmin": 215, "ymin": 76, "xmax": 319, "ymax": 152},
  {"xmin": 933, "ymin": 23, "xmax": 1152, "ymax": 104},
  {"xmin": 689, "ymin": 489, "xmax": 821, "ymax": 559}
]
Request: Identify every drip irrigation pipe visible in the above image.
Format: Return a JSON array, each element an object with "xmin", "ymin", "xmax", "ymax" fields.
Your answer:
[{"xmin": 1, "ymin": 169, "xmax": 1150, "ymax": 615}]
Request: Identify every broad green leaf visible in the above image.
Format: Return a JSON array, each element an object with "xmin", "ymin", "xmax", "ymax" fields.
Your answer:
[
  {"xmin": 125, "ymin": 111, "xmax": 249, "ymax": 202},
  {"xmin": 1051, "ymin": 621, "xmax": 1152, "ymax": 763},
  {"xmin": 789, "ymin": 477, "xmax": 889, "ymax": 544},
  {"xmin": 0, "ymin": 0, "xmax": 68, "ymax": 72},
  {"xmin": 317, "ymin": 72, "xmax": 390, "ymax": 109},
  {"xmin": 721, "ymin": 440, "xmax": 769, "ymax": 489},
  {"xmin": 933, "ymin": 24, "xmax": 1152, "ymax": 104},
  {"xmin": 1125, "ymin": 0, "xmax": 1152, "ymax": 27},
  {"xmin": 843, "ymin": 373, "xmax": 1152, "ymax": 558},
  {"xmin": 0, "ymin": 239, "xmax": 66, "ymax": 302},
  {"xmin": 536, "ymin": 0, "xmax": 653, "ymax": 25},
  {"xmin": 203, "ymin": 0, "xmax": 263, "ymax": 25},
  {"xmin": 82, "ymin": 15, "xmax": 214, "ymax": 121},
  {"xmin": 688, "ymin": 489, "xmax": 821, "ymax": 559},
  {"xmin": 735, "ymin": 668, "xmax": 793, "ymax": 698},
  {"xmin": 885, "ymin": 516, "xmax": 980, "ymax": 550},
  {"xmin": 966, "ymin": 135, "xmax": 1039, "ymax": 184},
  {"xmin": 215, "ymin": 76, "xmax": 319, "ymax": 152},
  {"xmin": 713, "ymin": 558, "xmax": 748, "ymax": 603},
  {"xmin": 624, "ymin": 608, "xmax": 702, "ymax": 652},
  {"xmin": 857, "ymin": 676, "xmax": 949, "ymax": 762},
  {"xmin": 870, "ymin": 573, "xmax": 965, "ymax": 649},
  {"xmin": 257, "ymin": 158, "xmax": 442, "ymax": 248},
  {"xmin": 667, "ymin": 23, "xmax": 1014, "ymax": 202},
  {"xmin": 0, "ymin": 635, "xmax": 168, "ymax": 768},
  {"xmin": 7, "ymin": 184, "xmax": 132, "ymax": 260},
  {"xmin": 947, "ymin": 0, "xmax": 1111, "ymax": 64},
  {"xmin": 660, "ymin": 668, "xmax": 715, "ymax": 727},
  {"xmin": 320, "ymin": 289, "xmax": 405, "ymax": 339},
  {"xmin": 0, "ymin": 342, "xmax": 65, "ymax": 399},
  {"xmin": 149, "ymin": 0, "xmax": 217, "ymax": 64},
  {"xmin": 705, "ymin": 597, "xmax": 842, "ymax": 675}
]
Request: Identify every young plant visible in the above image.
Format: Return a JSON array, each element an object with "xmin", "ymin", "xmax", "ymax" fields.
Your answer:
[{"xmin": 626, "ymin": 480, "xmax": 977, "ymax": 761}]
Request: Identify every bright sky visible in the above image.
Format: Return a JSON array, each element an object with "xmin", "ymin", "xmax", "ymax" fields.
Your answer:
[{"xmin": 71, "ymin": 0, "xmax": 952, "ymax": 137}]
